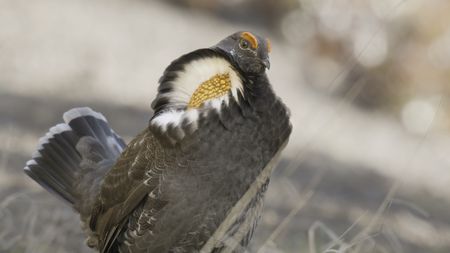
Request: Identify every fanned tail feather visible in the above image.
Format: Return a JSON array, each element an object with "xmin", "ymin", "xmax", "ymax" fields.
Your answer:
[{"xmin": 24, "ymin": 107, "xmax": 126, "ymax": 207}]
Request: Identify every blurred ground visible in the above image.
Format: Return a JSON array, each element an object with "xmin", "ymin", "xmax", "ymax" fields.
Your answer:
[{"xmin": 1, "ymin": 0, "xmax": 450, "ymax": 252}]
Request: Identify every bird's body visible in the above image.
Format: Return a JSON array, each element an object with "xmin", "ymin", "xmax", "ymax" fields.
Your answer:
[{"xmin": 24, "ymin": 32, "xmax": 291, "ymax": 253}]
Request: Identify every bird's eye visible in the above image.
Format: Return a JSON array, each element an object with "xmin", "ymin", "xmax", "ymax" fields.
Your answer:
[{"xmin": 239, "ymin": 39, "xmax": 249, "ymax": 49}]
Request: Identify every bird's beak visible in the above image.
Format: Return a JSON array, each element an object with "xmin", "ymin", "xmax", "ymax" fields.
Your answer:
[{"xmin": 262, "ymin": 58, "xmax": 270, "ymax": 70}]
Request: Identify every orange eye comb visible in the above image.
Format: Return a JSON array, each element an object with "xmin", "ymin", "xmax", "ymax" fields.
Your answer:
[{"xmin": 241, "ymin": 32, "xmax": 258, "ymax": 49}]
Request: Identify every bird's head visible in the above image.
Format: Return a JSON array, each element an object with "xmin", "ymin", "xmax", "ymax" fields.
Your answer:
[{"xmin": 214, "ymin": 31, "xmax": 271, "ymax": 75}]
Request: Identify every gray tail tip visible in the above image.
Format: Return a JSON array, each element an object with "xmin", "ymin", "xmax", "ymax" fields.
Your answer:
[
  {"xmin": 23, "ymin": 159, "xmax": 37, "ymax": 176},
  {"xmin": 63, "ymin": 107, "xmax": 107, "ymax": 124}
]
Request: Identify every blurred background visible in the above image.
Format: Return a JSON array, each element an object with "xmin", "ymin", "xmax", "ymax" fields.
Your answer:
[{"xmin": 1, "ymin": 0, "xmax": 450, "ymax": 252}]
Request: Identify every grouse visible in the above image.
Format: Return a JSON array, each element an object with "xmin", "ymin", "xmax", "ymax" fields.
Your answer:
[{"xmin": 24, "ymin": 31, "xmax": 292, "ymax": 253}]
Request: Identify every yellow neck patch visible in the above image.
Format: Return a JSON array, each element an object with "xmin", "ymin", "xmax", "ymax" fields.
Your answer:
[{"xmin": 187, "ymin": 73, "xmax": 232, "ymax": 108}]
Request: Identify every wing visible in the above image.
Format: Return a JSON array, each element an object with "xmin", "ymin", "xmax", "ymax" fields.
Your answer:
[{"xmin": 86, "ymin": 129, "xmax": 169, "ymax": 253}]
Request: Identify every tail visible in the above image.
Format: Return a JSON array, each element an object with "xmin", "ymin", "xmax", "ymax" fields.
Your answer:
[{"xmin": 24, "ymin": 107, "xmax": 126, "ymax": 207}]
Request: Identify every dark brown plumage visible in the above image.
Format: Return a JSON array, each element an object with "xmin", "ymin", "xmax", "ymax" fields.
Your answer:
[{"xmin": 24, "ymin": 32, "xmax": 291, "ymax": 252}]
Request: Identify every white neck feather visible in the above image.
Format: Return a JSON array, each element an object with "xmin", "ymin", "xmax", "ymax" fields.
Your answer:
[{"xmin": 151, "ymin": 56, "xmax": 243, "ymax": 133}]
